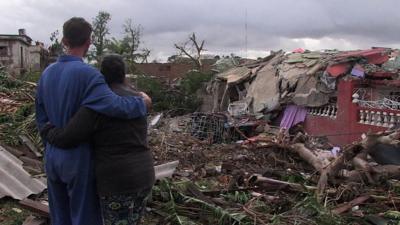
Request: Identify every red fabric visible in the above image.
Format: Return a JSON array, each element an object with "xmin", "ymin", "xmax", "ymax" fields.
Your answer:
[
  {"xmin": 326, "ymin": 62, "xmax": 351, "ymax": 77},
  {"xmin": 292, "ymin": 48, "xmax": 305, "ymax": 53}
]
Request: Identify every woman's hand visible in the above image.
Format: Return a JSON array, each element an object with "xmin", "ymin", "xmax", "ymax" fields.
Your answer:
[{"xmin": 139, "ymin": 92, "xmax": 152, "ymax": 112}]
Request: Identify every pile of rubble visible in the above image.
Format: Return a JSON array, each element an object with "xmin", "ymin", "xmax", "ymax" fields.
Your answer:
[
  {"xmin": 145, "ymin": 113, "xmax": 400, "ymax": 225},
  {"xmin": 207, "ymin": 48, "xmax": 400, "ymax": 116}
]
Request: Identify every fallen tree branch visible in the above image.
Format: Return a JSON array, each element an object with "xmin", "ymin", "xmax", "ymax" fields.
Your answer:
[
  {"xmin": 249, "ymin": 174, "xmax": 317, "ymax": 192},
  {"xmin": 290, "ymin": 143, "xmax": 327, "ymax": 171},
  {"xmin": 371, "ymin": 165, "xmax": 400, "ymax": 179},
  {"xmin": 352, "ymin": 153, "xmax": 375, "ymax": 183},
  {"xmin": 317, "ymin": 144, "xmax": 363, "ymax": 196},
  {"xmin": 331, "ymin": 195, "xmax": 370, "ymax": 215}
]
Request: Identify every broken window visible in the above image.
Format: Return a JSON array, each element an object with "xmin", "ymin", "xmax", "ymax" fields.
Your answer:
[{"xmin": 0, "ymin": 46, "xmax": 7, "ymax": 56}]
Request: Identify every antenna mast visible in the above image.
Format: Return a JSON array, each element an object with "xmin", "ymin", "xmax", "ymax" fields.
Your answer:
[{"xmin": 245, "ymin": 8, "xmax": 248, "ymax": 59}]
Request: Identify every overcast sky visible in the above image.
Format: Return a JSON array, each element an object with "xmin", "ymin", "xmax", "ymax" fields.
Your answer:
[{"xmin": 1, "ymin": 0, "xmax": 399, "ymax": 61}]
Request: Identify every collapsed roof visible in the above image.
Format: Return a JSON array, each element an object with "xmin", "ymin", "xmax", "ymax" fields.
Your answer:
[{"xmin": 208, "ymin": 48, "xmax": 399, "ymax": 115}]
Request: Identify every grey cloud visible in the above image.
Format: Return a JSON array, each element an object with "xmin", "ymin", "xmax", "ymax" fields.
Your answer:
[{"xmin": 1, "ymin": 0, "xmax": 399, "ymax": 61}]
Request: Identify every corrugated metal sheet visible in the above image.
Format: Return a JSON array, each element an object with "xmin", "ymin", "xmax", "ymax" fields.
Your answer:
[
  {"xmin": 0, "ymin": 146, "xmax": 46, "ymax": 200},
  {"xmin": 217, "ymin": 67, "xmax": 251, "ymax": 84}
]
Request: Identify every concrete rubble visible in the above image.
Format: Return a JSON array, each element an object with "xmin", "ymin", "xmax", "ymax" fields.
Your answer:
[{"xmin": 206, "ymin": 48, "xmax": 399, "ymax": 116}]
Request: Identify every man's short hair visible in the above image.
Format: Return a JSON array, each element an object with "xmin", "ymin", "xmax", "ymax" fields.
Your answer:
[
  {"xmin": 101, "ymin": 54, "xmax": 126, "ymax": 84},
  {"xmin": 63, "ymin": 17, "xmax": 92, "ymax": 48}
]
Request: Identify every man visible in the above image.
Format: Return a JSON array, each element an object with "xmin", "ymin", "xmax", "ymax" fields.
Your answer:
[{"xmin": 35, "ymin": 17, "xmax": 150, "ymax": 225}]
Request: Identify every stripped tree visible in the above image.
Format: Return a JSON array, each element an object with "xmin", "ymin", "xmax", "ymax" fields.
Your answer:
[
  {"xmin": 123, "ymin": 18, "xmax": 142, "ymax": 63},
  {"xmin": 174, "ymin": 33, "xmax": 205, "ymax": 71},
  {"xmin": 91, "ymin": 11, "xmax": 111, "ymax": 63}
]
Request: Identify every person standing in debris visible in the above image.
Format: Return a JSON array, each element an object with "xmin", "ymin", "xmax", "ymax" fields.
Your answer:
[
  {"xmin": 40, "ymin": 54, "xmax": 155, "ymax": 225},
  {"xmin": 35, "ymin": 18, "xmax": 150, "ymax": 225}
]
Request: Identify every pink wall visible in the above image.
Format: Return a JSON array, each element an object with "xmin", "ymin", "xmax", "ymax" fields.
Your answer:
[{"xmin": 304, "ymin": 79, "xmax": 389, "ymax": 146}]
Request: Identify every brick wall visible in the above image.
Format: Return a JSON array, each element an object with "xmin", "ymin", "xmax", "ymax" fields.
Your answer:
[{"xmin": 135, "ymin": 63, "xmax": 212, "ymax": 81}]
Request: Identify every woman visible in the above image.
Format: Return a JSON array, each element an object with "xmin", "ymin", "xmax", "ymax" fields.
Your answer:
[{"xmin": 41, "ymin": 54, "xmax": 155, "ymax": 225}]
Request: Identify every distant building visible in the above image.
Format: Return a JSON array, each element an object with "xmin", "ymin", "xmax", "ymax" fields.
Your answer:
[
  {"xmin": 29, "ymin": 42, "xmax": 49, "ymax": 72},
  {"xmin": 0, "ymin": 29, "xmax": 48, "ymax": 75}
]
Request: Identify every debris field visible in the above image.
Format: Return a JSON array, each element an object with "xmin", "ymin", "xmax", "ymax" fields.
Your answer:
[{"xmin": 2, "ymin": 47, "xmax": 400, "ymax": 225}]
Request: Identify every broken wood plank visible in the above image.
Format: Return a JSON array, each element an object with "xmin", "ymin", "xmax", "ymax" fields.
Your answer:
[
  {"xmin": 22, "ymin": 215, "xmax": 47, "ymax": 225},
  {"xmin": 20, "ymin": 156, "xmax": 43, "ymax": 168},
  {"xmin": 19, "ymin": 199, "xmax": 50, "ymax": 218},
  {"xmin": 23, "ymin": 165, "xmax": 43, "ymax": 175},
  {"xmin": 332, "ymin": 195, "xmax": 370, "ymax": 215},
  {"xmin": 2, "ymin": 145, "xmax": 24, "ymax": 157},
  {"xmin": 19, "ymin": 135, "xmax": 42, "ymax": 158}
]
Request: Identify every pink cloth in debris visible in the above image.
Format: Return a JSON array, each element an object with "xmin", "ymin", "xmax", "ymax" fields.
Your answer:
[
  {"xmin": 292, "ymin": 48, "xmax": 305, "ymax": 53},
  {"xmin": 280, "ymin": 105, "xmax": 307, "ymax": 129}
]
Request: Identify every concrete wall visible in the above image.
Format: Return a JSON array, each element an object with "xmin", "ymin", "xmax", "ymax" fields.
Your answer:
[
  {"xmin": 29, "ymin": 45, "xmax": 42, "ymax": 72},
  {"xmin": 0, "ymin": 40, "xmax": 13, "ymax": 67},
  {"xmin": 0, "ymin": 39, "xmax": 31, "ymax": 75}
]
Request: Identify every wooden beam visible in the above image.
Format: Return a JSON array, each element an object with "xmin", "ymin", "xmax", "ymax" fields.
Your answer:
[{"xmin": 19, "ymin": 199, "xmax": 50, "ymax": 218}]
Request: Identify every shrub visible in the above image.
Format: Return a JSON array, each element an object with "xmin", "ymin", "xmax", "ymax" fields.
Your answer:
[{"xmin": 132, "ymin": 70, "xmax": 214, "ymax": 115}]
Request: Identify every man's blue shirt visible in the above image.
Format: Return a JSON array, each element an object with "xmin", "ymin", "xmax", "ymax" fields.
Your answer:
[
  {"xmin": 35, "ymin": 55, "xmax": 147, "ymax": 152},
  {"xmin": 35, "ymin": 55, "xmax": 148, "ymax": 225}
]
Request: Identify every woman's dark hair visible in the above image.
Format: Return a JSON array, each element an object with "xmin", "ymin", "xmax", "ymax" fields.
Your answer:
[
  {"xmin": 63, "ymin": 17, "xmax": 92, "ymax": 48},
  {"xmin": 101, "ymin": 54, "xmax": 126, "ymax": 84}
]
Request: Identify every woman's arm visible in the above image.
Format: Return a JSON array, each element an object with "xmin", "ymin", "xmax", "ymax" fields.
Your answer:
[{"xmin": 41, "ymin": 107, "xmax": 99, "ymax": 149}]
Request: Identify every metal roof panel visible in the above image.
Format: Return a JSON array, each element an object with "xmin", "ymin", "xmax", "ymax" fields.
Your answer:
[{"xmin": 0, "ymin": 146, "xmax": 46, "ymax": 200}]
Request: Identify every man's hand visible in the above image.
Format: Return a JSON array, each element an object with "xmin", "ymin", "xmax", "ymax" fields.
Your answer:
[{"xmin": 139, "ymin": 92, "xmax": 152, "ymax": 112}]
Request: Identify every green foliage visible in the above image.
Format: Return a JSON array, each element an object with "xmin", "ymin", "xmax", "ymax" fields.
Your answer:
[
  {"xmin": 0, "ymin": 70, "xmax": 23, "ymax": 90},
  {"xmin": 385, "ymin": 211, "xmax": 400, "ymax": 220},
  {"xmin": 221, "ymin": 191, "xmax": 251, "ymax": 205},
  {"xmin": 152, "ymin": 179, "xmax": 252, "ymax": 225},
  {"xmin": 0, "ymin": 71, "xmax": 39, "ymax": 147},
  {"xmin": 180, "ymin": 71, "xmax": 213, "ymax": 95},
  {"xmin": 49, "ymin": 30, "xmax": 63, "ymax": 56},
  {"xmin": 0, "ymin": 103, "xmax": 37, "ymax": 146},
  {"xmin": 106, "ymin": 19, "xmax": 150, "ymax": 64},
  {"xmin": 133, "ymin": 71, "xmax": 213, "ymax": 115},
  {"xmin": 22, "ymin": 71, "xmax": 41, "ymax": 83},
  {"xmin": 107, "ymin": 37, "xmax": 129, "ymax": 55},
  {"xmin": 0, "ymin": 200, "xmax": 30, "ymax": 225},
  {"xmin": 292, "ymin": 194, "xmax": 344, "ymax": 225}
]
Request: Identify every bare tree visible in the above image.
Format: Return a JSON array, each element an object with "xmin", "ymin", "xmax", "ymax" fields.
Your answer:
[
  {"xmin": 91, "ymin": 11, "xmax": 111, "ymax": 62},
  {"xmin": 123, "ymin": 19, "xmax": 142, "ymax": 63},
  {"xmin": 174, "ymin": 33, "xmax": 205, "ymax": 70},
  {"xmin": 139, "ymin": 48, "xmax": 151, "ymax": 63},
  {"xmin": 105, "ymin": 18, "xmax": 150, "ymax": 70}
]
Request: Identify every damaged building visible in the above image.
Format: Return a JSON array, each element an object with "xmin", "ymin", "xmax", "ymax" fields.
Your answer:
[
  {"xmin": 0, "ymin": 29, "xmax": 48, "ymax": 75},
  {"xmin": 205, "ymin": 48, "xmax": 400, "ymax": 146}
]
